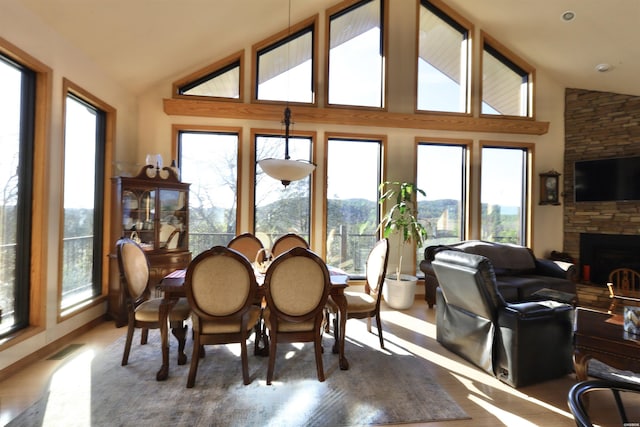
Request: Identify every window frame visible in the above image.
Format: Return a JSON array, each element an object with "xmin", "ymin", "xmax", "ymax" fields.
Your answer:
[
  {"xmin": 478, "ymin": 140, "xmax": 533, "ymax": 246},
  {"xmin": 416, "ymin": 0, "xmax": 473, "ymax": 115},
  {"xmin": 172, "ymin": 50, "xmax": 245, "ymax": 102},
  {"xmin": 58, "ymin": 79, "xmax": 113, "ymax": 321},
  {"xmin": 323, "ymin": 132, "xmax": 386, "ymax": 278},
  {"xmin": 174, "ymin": 125, "xmax": 243, "ymax": 253},
  {"xmin": 415, "ymin": 137, "xmax": 471, "ymax": 248},
  {"xmin": 0, "ymin": 37, "xmax": 50, "ymax": 344},
  {"xmin": 251, "ymin": 15, "xmax": 319, "ymax": 106},
  {"xmin": 325, "ymin": 0, "xmax": 388, "ymax": 110},
  {"xmin": 251, "ymin": 127, "xmax": 318, "ymax": 247},
  {"xmin": 480, "ymin": 31, "xmax": 535, "ymax": 120}
]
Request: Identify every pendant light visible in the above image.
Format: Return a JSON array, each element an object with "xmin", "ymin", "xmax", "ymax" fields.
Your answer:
[{"xmin": 256, "ymin": 0, "xmax": 316, "ymax": 187}]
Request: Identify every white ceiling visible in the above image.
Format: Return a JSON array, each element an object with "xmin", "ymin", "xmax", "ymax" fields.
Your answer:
[{"xmin": 15, "ymin": 0, "xmax": 640, "ymax": 97}]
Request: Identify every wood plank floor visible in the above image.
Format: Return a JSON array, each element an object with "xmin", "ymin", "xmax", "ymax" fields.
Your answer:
[{"xmin": 1, "ymin": 286, "xmax": 638, "ymax": 426}]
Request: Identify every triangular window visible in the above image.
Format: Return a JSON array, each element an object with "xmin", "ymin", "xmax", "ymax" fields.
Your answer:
[{"xmin": 173, "ymin": 51, "xmax": 243, "ymax": 100}]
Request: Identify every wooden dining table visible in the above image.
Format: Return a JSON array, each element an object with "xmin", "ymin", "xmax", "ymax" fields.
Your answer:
[{"xmin": 155, "ymin": 267, "xmax": 350, "ymax": 381}]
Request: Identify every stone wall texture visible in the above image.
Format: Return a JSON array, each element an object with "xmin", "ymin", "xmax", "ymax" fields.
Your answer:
[{"xmin": 563, "ymin": 88, "xmax": 640, "ymax": 262}]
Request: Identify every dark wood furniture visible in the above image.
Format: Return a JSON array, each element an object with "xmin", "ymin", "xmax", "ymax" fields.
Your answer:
[
  {"xmin": 573, "ymin": 307, "xmax": 640, "ymax": 381},
  {"xmin": 156, "ymin": 266, "xmax": 350, "ymax": 381},
  {"xmin": 108, "ymin": 165, "xmax": 191, "ymax": 327}
]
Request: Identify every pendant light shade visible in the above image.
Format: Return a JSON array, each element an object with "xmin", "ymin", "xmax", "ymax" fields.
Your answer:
[{"xmin": 257, "ymin": 106, "xmax": 316, "ymax": 187}]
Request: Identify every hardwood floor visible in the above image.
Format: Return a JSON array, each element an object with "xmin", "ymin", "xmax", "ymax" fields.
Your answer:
[{"xmin": 1, "ymin": 287, "xmax": 637, "ymax": 426}]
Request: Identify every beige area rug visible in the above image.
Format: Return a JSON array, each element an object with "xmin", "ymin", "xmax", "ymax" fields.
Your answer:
[{"xmin": 9, "ymin": 320, "xmax": 469, "ymax": 427}]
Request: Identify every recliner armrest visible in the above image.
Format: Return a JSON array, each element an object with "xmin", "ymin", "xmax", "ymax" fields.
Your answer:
[{"xmin": 504, "ymin": 300, "xmax": 573, "ymax": 319}]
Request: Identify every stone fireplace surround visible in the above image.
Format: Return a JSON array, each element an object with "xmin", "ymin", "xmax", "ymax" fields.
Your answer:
[{"xmin": 563, "ymin": 88, "xmax": 640, "ymax": 285}]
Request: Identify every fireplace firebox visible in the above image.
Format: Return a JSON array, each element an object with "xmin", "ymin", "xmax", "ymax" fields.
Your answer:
[{"xmin": 580, "ymin": 233, "xmax": 640, "ymax": 286}]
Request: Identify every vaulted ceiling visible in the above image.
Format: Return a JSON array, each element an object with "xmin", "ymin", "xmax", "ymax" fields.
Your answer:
[{"xmin": 15, "ymin": 0, "xmax": 640, "ymax": 97}]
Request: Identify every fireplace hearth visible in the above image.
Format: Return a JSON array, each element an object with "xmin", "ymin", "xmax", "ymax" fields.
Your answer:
[{"xmin": 580, "ymin": 233, "xmax": 640, "ymax": 286}]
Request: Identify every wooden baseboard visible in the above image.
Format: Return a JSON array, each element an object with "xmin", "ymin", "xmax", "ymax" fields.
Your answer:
[{"xmin": 0, "ymin": 315, "xmax": 107, "ymax": 383}]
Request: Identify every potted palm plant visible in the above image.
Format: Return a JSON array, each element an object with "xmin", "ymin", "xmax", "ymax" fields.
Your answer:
[{"xmin": 378, "ymin": 181, "xmax": 428, "ymax": 309}]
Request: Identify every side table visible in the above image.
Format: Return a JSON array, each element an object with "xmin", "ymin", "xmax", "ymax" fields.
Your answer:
[{"xmin": 573, "ymin": 307, "xmax": 640, "ymax": 381}]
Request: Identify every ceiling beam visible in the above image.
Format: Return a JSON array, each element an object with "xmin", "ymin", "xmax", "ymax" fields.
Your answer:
[{"xmin": 163, "ymin": 98, "xmax": 549, "ymax": 135}]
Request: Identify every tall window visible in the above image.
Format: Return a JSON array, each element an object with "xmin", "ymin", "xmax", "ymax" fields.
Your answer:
[
  {"xmin": 60, "ymin": 90, "xmax": 106, "ymax": 313},
  {"xmin": 416, "ymin": 142, "xmax": 467, "ymax": 260},
  {"xmin": 482, "ymin": 37, "xmax": 532, "ymax": 117},
  {"xmin": 480, "ymin": 145, "xmax": 529, "ymax": 245},
  {"xmin": 179, "ymin": 130, "xmax": 239, "ymax": 256},
  {"xmin": 326, "ymin": 137, "xmax": 381, "ymax": 276},
  {"xmin": 328, "ymin": 0, "xmax": 384, "ymax": 108},
  {"xmin": 0, "ymin": 55, "xmax": 35, "ymax": 336},
  {"xmin": 256, "ymin": 26, "xmax": 314, "ymax": 103},
  {"xmin": 417, "ymin": 1, "xmax": 470, "ymax": 113},
  {"xmin": 254, "ymin": 134, "xmax": 313, "ymax": 247}
]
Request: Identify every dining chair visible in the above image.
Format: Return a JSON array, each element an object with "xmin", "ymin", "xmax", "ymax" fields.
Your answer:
[
  {"xmin": 228, "ymin": 232, "xmax": 268, "ymax": 264},
  {"xmin": 326, "ymin": 238, "xmax": 389, "ymax": 350},
  {"xmin": 184, "ymin": 245, "xmax": 261, "ymax": 387},
  {"xmin": 270, "ymin": 233, "xmax": 309, "ymax": 258},
  {"xmin": 228, "ymin": 232, "xmax": 270, "ymax": 356},
  {"xmin": 263, "ymin": 247, "xmax": 331, "ymax": 384},
  {"xmin": 116, "ymin": 238, "xmax": 190, "ymax": 367},
  {"xmin": 568, "ymin": 379, "xmax": 640, "ymax": 427},
  {"xmin": 608, "ymin": 267, "xmax": 640, "ymax": 293}
]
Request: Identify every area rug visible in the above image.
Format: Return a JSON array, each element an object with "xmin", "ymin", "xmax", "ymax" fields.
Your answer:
[{"xmin": 9, "ymin": 322, "xmax": 469, "ymax": 427}]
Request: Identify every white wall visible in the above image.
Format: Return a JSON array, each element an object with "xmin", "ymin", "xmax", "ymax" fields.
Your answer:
[
  {"xmin": 0, "ymin": 0, "xmax": 137, "ymax": 371},
  {"xmin": 135, "ymin": 1, "xmax": 568, "ymax": 264}
]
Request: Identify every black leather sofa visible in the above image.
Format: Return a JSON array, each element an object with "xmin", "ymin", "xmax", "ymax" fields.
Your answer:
[
  {"xmin": 420, "ymin": 240, "xmax": 577, "ymax": 308},
  {"xmin": 432, "ymin": 250, "xmax": 574, "ymax": 388}
]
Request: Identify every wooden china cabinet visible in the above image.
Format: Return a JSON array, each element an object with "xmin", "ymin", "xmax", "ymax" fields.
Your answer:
[{"xmin": 108, "ymin": 165, "xmax": 191, "ymax": 327}]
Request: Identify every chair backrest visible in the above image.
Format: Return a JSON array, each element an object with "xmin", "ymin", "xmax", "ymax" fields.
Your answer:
[
  {"xmin": 228, "ymin": 233, "xmax": 266, "ymax": 263},
  {"xmin": 116, "ymin": 238, "xmax": 150, "ymax": 301},
  {"xmin": 608, "ymin": 267, "xmax": 640, "ymax": 293},
  {"xmin": 263, "ymin": 247, "xmax": 330, "ymax": 323},
  {"xmin": 271, "ymin": 233, "xmax": 309, "ymax": 258},
  {"xmin": 185, "ymin": 246, "xmax": 258, "ymax": 318},
  {"xmin": 432, "ymin": 250, "xmax": 505, "ymax": 320},
  {"xmin": 365, "ymin": 238, "xmax": 389, "ymax": 299},
  {"xmin": 568, "ymin": 379, "xmax": 640, "ymax": 427}
]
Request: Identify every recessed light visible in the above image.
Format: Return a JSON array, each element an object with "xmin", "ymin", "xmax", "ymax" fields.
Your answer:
[
  {"xmin": 561, "ymin": 10, "xmax": 576, "ymax": 22},
  {"xmin": 595, "ymin": 63, "xmax": 611, "ymax": 72}
]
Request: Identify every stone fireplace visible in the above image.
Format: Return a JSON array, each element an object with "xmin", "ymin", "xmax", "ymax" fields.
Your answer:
[
  {"xmin": 579, "ymin": 233, "xmax": 640, "ymax": 286},
  {"xmin": 563, "ymin": 88, "xmax": 640, "ymax": 283}
]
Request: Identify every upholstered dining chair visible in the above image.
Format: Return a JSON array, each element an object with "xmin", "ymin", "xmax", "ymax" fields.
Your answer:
[
  {"xmin": 263, "ymin": 247, "xmax": 331, "ymax": 385},
  {"xmin": 184, "ymin": 245, "xmax": 261, "ymax": 387},
  {"xmin": 228, "ymin": 232, "xmax": 267, "ymax": 264},
  {"xmin": 270, "ymin": 233, "xmax": 309, "ymax": 258},
  {"xmin": 228, "ymin": 232, "xmax": 270, "ymax": 356},
  {"xmin": 326, "ymin": 238, "xmax": 389, "ymax": 350},
  {"xmin": 116, "ymin": 238, "xmax": 190, "ymax": 367}
]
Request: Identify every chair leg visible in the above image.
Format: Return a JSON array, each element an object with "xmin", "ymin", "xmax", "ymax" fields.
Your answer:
[
  {"xmin": 266, "ymin": 332, "xmax": 277, "ymax": 385},
  {"xmin": 240, "ymin": 334, "xmax": 250, "ymax": 385},
  {"xmin": 186, "ymin": 332, "xmax": 201, "ymax": 388},
  {"xmin": 314, "ymin": 331, "xmax": 325, "ymax": 382},
  {"xmin": 121, "ymin": 323, "xmax": 135, "ymax": 366},
  {"xmin": 140, "ymin": 327, "xmax": 149, "ymax": 345},
  {"xmin": 332, "ymin": 314, "xmax": 339, "ymax": 354},
  {"xmin": 376, "ymin": 315, "xmax": 384, "ymax": 349}
]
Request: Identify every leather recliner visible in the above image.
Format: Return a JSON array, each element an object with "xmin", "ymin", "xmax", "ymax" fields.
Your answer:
[{"xmin": 432, "ymin": 250, "xmax": 574, "ymax": 388}]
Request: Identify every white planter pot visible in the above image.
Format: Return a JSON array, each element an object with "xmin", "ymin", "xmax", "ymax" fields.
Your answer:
[{"xmin": 383, "ymin": 274, "xmax": 417, "ymax": 310}]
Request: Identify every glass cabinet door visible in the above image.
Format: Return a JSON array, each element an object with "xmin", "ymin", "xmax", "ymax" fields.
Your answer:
[
  {"xmin": 121, "ymin": 189, "xmax": 155, "ymax": 250},
  {"xmin": 158, "ymin": 189, "xmax": 187, "ymax": 250}
]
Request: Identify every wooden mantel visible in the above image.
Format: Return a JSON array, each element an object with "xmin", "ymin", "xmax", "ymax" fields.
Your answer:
[{"xmin": 163, "ymin": 98, "xmax": 550, "ymax": 136}]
